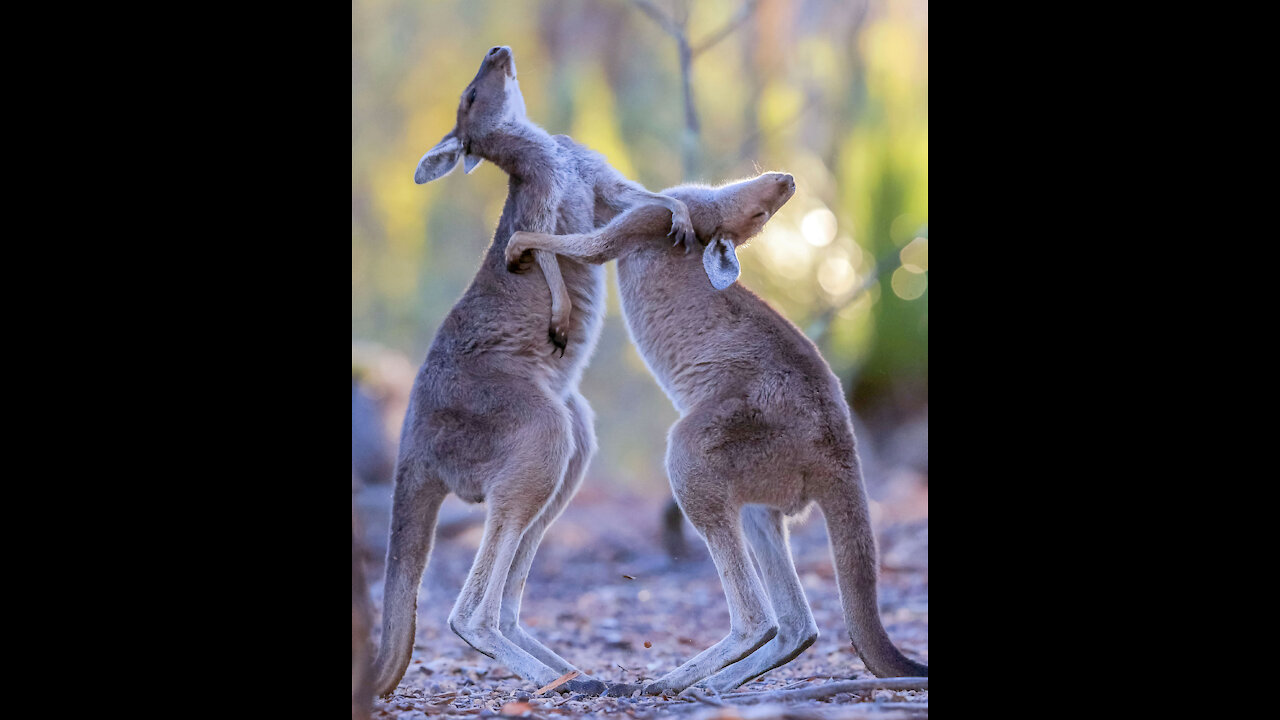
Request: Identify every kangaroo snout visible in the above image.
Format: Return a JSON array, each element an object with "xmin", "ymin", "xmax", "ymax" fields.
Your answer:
[
  {"xmin": 768, "ymin": 173, "xmax": 796, "ymax": 209},
  {"xmin": 487, "ymin": 45, "xmax": 514, "ymax": 74}
]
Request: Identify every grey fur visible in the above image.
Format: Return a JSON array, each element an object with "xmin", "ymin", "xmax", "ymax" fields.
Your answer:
[
  {"xmin": 506, "ymin": 172, "xmax": 928, "ymax": 692},
  {"xmin": 371, "ymin": 46, "xmax": 694, "ymax": 699}
]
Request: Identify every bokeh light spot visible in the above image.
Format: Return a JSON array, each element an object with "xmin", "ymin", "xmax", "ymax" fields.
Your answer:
[
  {"xmin": 818, "ymin": 257, "xmax": 856, "ymax": 297},
  {"xmin": 762, "ymin": 226, "xmax": 814, "ymax": 279},
  {"xmin": 801, "ymin": 207, "xmax": 837, "ymax": 247},
  {"xmin": 900, "ymin": 236, "xmax": 928, "ymax": 273},
  {"xmin": 891, "ymin": 266, "xmax": 927, "ymax": 300}
]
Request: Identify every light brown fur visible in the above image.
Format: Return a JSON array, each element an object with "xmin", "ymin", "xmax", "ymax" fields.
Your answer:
[
  {"xmin": 372, "ymin": 47, "xmax": 692, "ymax": 699},
  {"xmin": 507, "ymin": 173, "xmax": 928, "ymax": 692}
]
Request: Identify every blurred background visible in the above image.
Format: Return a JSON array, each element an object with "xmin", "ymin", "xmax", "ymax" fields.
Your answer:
[{"xmin": 353, "ymin": 0, "xmax": 926, "ymax": 702}]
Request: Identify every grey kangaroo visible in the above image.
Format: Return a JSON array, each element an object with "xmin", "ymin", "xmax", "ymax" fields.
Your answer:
[
  {"xmin": 371, "ymin": 46, "xmax": 694, "ymax": 698},
  {"xmin": 506, "ymin": 173, "xmax": 928, "ymax": 693}
]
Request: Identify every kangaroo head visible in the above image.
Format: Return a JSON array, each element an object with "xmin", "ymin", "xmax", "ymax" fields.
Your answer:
[
  {"xmin": 701, "ymin": 172, "xmax": 796, "ymax": 290},
  {"xmin": 414, "ymin": 46, "xmax": 528, "ymax": 184}
]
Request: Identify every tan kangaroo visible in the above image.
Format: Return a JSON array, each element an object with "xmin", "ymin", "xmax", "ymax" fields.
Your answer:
[
  {"xmin": 371, "ymin": 46, "xmax": 693, "ymax": 699},
  {"xmin": 506, "ymin": 173, "xmax": 928, "ymax": 693}
]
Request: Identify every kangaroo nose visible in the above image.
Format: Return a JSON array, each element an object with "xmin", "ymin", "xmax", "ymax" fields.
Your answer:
[{"xmin": 777, "ymin": 174, "xmax": 795, "ymax": 192}]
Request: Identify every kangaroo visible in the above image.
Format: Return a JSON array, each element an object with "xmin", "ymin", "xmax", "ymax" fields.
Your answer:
[
  {"xmin": 506, "ymin": 173, "xmax": 929, "ymax": 693},
  {"xmin": 371, "ymin": 46, "xmax": 694, "ymax": 699}
]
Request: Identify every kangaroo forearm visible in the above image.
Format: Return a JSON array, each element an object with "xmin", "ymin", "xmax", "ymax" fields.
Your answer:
[
  {"xmin": 599, "ymin": 203, "xmax": 685, "ymax": 251},
  {"xmin": 603, "ymin": 183, "xmax": 686, "ymax": 223},
  {"xmin": 517, "ymin": 205, "xmax": 674, "ymax": 264},
  {"xmin": 517, "ymin": 231, "xmax": 622, "ymax": 265},
  {"xmin": 534, "ymin": 250, "xmax": 571, "ymax": 316},
  {"xmin": 592, "ymin": 170, "xmax": 694, "ymax": 250},
  {"xmin": 512, "ymin": 183, "xmax": 572, "ymax": 347}
]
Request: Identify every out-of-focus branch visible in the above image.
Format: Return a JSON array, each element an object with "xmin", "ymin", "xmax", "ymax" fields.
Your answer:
[
  {"xmin": 809, "ymin": 245, "xmax": 908, "ymax": 348},
  {"xmin": 629, "ymin": 0, "xmax": 700, "ymax": 176},
  {"xmin": 692, "ymin": 0, "xmax": 761, "ymax": 57},
  {"xmin": 627, "ymin": 0, "xmax": 763, "ymax": 179},
  {"xmin": 727, "ymin": 677, "xmax": 929, "ymax": 704},
  {"xmin": 628, "ymin": 0, "xmax": 682, "ymax": 38},
  {"xmin": 705, "ymin": 89, "xmax": 821, "ymax": 178}
]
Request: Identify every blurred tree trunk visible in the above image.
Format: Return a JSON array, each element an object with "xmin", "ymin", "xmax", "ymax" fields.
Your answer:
[{"xmin": 661, "ymin": 497, "xmax": 688, "ymax": 562}]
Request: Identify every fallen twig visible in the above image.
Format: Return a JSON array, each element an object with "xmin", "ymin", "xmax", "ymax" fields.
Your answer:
[
  {"xmin": 725, "ymin": 677, "xmax": 928, "ymax": 704},
  {"xmin": 869, "ymin": 703, "xmax": 928, "ymax": 715},
  {"xmin": 681, "ymin": 687, "xmax": 727, "ymax": 708},
  {"xmin": 535, "ymin": 669, "xmax": 580, "ymax": 695},
  {"xmin": 668, "ymin": 700, "xmax": 927, "ymax": 718},
  {"xmin": 778, "ymin": 679, "xmax": 814, "ymax": 691}
]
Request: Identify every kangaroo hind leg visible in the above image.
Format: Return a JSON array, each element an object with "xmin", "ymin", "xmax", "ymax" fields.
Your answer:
[
  {"xmin": 644, "ymin": 420, "xmax": 778, "ymax": 695},
  {"xmin": 497, "ymin": 392, "xmax": 606, "ymax": 693},
  {"xmin": 701, "ymin": 504, "xmax": 819, "ymax": 691},
  {"xmin": 447, "ymin": 410, "xmax": 603, "ymax": 693}
]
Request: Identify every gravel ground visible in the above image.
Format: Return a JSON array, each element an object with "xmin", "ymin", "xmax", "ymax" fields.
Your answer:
[{"xmin": 358, "ymin": 482, "xmax": 928, "ymax": 719}]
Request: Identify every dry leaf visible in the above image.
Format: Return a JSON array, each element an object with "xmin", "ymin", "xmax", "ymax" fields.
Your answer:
[{"xmin": 499, "ymin": 701, "xmax": 532, "ymax": 716}]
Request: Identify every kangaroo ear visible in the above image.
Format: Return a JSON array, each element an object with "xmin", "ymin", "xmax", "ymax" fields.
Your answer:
[
  {"xmin": 414, "ymin": 132, "xmax": 463, "ymax": 184},
  {"xmin": 463, "ymin": 154, "xmax": 483, "ymax": 174},
  {"xmin": 702, "ymin": 235, "xmax": 741, "ymax": 290}
]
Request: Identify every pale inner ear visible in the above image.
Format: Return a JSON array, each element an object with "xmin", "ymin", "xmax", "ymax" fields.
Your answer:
[
  {"xmin": 703, "ymin": 236, "xmax": 741, "ymax": 290},
  {"xmin": 414, "ymin": 135, "xmax": 463, "ymax": 184},
  {"xmin": 463, "ymin": 154, "xmax": 483, "ymax": 174}
]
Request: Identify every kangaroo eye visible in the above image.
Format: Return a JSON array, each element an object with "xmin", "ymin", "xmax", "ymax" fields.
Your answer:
[{"xmin": 468, "ymin": 88, "xmax": 478, "ymax": 105}]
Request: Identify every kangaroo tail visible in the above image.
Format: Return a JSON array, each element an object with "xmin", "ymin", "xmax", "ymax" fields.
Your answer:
[
  {"xmin": 820, "ymin": 473, "xmax": 928, "ymax": 678},
  {"xmin": 371, "ymin": 460, "xmax": 448, "ymax": 697}
]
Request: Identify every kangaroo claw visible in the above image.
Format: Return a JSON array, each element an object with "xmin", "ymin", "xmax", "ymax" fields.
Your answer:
[
  {"xmin": 549, "ymin": 326, "xmax": 568, "ymax": 356},
  {"xmin": 669, "ymin": 214, "xmax": 696, "ymax": 253}
]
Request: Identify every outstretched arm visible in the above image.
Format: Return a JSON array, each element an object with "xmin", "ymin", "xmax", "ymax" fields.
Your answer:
[
  {"xmin": 595, "ymin": 172, "xmax": 695, "ymax": 251},
  {"xmin": 507, "ymin": 204, "xmax": 678, "ymax": 270}
]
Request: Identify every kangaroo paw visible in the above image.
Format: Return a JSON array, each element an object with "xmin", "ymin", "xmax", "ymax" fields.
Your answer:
[
  {"xmin": 561, "ymin": 677, "xmax": 607, "ymax": 695},
  {"xmin": 668, "ymin": 209, "xmax": 696, "ymax": 253},
  {"xmin": 507, "ymin": 248, "xmax": 534, "ymax": 273},
  {"xmin": 602, "ymin": 682, "xmax": 643, "ymax": 697},
  {"xmin": 549, "ymin": 325, "xmax": 568, "ymax": 356}
]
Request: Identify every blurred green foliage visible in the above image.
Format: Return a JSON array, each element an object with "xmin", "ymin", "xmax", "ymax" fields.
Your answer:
[{"xmin": 353, "ymin": 0, "xmax": 927, "ymax": 492}]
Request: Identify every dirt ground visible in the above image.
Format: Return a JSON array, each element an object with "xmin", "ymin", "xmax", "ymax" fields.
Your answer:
[{"xmin": 356, "ymin": 479, "xmax": 928, "ymax": 719}]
